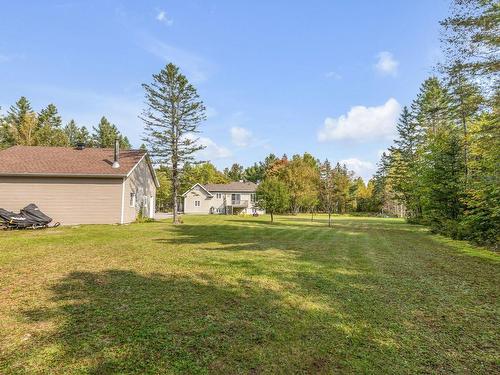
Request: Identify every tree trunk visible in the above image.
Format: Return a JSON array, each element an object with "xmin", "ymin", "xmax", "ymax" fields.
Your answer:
[
  {"xmin": 172, "ymin": 160, "xmax": 180, "ymax": 224},
  {"xmin": 270, "ymin": 211, "xmax": 274, "ymax": 223},
  {"xmin": 311, "ymin": 210, "xmax": 314, "ymax": 222},
  {"xmin": 462, "ymin": 116, "xmax": 468, "ymax": 188},
  {"xmin": 328, "ymin": 211, "xmax": 331, "ymax": 227}
]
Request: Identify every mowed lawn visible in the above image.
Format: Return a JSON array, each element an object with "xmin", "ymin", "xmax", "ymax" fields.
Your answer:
[{"xmin": 0, "ymin": 215, "xmax": 498, "ymax": 374}]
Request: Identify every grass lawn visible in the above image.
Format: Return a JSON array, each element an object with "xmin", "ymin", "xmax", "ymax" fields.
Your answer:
[{"xmin": 0, "ymin": 214, "xmax": 498, "ymax": 374}]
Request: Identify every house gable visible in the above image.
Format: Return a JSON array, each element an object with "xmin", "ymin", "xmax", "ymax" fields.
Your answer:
[{"xmin": 182, "ymin": 183, "xmax": 214, "ymax": 197}]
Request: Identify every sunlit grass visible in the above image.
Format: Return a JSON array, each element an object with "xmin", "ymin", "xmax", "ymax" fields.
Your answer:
[{"xmin": 0, "ymin": 214, "xmax": 498, "ymax": 374}]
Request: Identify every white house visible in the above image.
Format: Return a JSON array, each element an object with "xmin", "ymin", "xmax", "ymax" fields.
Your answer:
[{"xmin": 182, "ymin": 181, "xmax": 264, "ymax": 215}]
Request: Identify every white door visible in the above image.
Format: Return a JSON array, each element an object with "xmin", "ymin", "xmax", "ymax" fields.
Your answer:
[{"xmin": 149, "ymin": 195, "xmax": 155, "ymax": 219}]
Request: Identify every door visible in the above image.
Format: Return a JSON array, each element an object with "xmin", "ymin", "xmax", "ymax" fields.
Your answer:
[
  {"xmin": 149, "ymin": 195, "xmax": 155, "ymax": 219},
  {"xmin": 231, "ymin": 194, "xmax": 240, "ymax": 205}
]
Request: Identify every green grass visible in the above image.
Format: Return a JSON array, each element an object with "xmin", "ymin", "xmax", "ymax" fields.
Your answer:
[{"xmin": 0, "ymin": 214, "xmax": 498, "ymax": 374}]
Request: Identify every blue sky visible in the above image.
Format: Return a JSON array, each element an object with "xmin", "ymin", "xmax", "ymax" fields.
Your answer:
[{"xmin": 0, "ymin": 0, "xmax": 450, "ymax": 180}]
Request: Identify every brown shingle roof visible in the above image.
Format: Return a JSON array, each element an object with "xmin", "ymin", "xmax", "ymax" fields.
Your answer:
[
  {"xmin": 203, "ymin": 181, "xmax": 258, "ymax": 192},
  {"xmin": 0, "ymin": 146, "xmax": 146, "ymax": 177}
]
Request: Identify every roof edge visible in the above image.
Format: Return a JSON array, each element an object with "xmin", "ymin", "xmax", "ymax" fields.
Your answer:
[
  {"xmin": 181, "ymin": 183, "xmax": 214, "ymax": 197},
  {"xmin": 0, "ymin": 172, "xmax": 126, "ymax": 178},
  {"xmin": 126, "ymin": 153, "xmax": 160, "ymax": 188}
]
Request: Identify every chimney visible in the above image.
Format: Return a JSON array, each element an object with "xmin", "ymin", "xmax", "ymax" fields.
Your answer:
[
  {"xmin": 112, "ymin": 138, "xmax": 120, "ymax": 169},
  {"xmin": 76, "ymin": 142, "xmax": 85, "ymax": 150}
]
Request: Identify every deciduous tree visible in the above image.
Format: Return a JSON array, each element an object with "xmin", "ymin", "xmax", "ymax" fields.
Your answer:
[{"xmin": 256, "ymin": 178, "xmax": 290, "ymax": 223}]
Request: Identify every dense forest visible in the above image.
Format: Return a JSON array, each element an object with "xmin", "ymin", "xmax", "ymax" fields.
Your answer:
[{"xmin": 372, "ymin": 0, "xmax": 499, "ymax": 247}]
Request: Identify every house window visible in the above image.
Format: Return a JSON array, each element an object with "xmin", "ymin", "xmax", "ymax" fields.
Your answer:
[
  {"xmin": 251, "ymin": 193, "xmax": 256, "ymax": 203},
  {"xmin": 216, "ymin": 193, "xmax": 222, "ymax": 199},
  {"xmin": 195, "ymin": 200, "xmax": 200, "ymax": 207},
  {"xmin": 130, "ymin": 192, "xmax": 136, "ymax": 207}
]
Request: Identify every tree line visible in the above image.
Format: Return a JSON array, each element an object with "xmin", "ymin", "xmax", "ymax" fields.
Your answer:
[
  {"xmin": 0, "ymin": 97, "xmax": 131, "ymax": 149},
  {"xmin": 371, "ymin": 0, "xmax": 499, "ymax": 247},
  {"xmin": 144, "ymin": 0, "xmax": 497, "ymax": 246},
  {"xmin": 155, "ymin": 154, "xmax": 386, "ymax": 222}
]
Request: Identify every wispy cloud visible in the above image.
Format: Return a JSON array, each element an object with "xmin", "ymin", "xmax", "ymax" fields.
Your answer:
[
  {"xmin": 339, "ymin": 158, "xmax": 376, "ymax": 181},
  {"xmin": 185, "ymin": 133, "xmax": 231, "ymax": 160},
  {"xmin": 156, "ymin": 10, "xmax": 173, "ymax": 26},
  {"xmin": 375, "ymin": 51, "xmax": 399, "ymax": 76},
  {"xmin": 318, "ymin": 98, "xmax": 400, "ymax": 142},
  {"xmin": 230, "ymin": 126, "xmax": 253, "ymax": 147},
  {"xmin": 140, "ymin": 34, "xmax": 212, "ymax": 83},
  {"xmin": 0, "ymin": 53, "xmax": 23, "ymax": 63},
  {"xmin": 325, "ymin": 71, "xmax": 342, "ymax": 80}
]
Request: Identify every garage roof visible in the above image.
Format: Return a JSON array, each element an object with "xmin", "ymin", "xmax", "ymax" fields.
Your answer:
[{"xmin": 0, "ymin": 146, "xmax": 147, "ymax": 177}]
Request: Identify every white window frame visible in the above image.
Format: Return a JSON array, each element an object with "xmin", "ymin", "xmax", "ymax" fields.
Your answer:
[
  {"xmin": 195, "ymin": 200, "xmax": 200, "ymax": 207},
  {"xmin": 216, "ymin": 193, "xmax": 222, "ymax": 199},
  {"xmin": 130, "ymin": 192, "xmax": 136, "ymax": 207}
]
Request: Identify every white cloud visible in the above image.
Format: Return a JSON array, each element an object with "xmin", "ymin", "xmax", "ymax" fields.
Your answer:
[
  {"xmin": 325, "ymin": 71, "xmax": 342, "ymax": 80},
  {"xmin": 317, "ymin": 98, "xmax": 400, "ymax": 142},
  {"xmin": 140, "ymin": 34, "xmax": 212, "ymax": 83},
  {"xmin": 375, "ymin": 51, "xmax": 399, "ymax": 76},
  {"xmin": 156, "ymin": 10, "xmax": 173, "ymax": 26},
  {"xmin": 230, "ymin": 126, "xmax": 253, "ymax": 147},
  {"xmin": 339, "ymin": 158, "xmax": 376, "ymax": 181},
  {"xmin": 185, "ymin": 133, "xmax": 231, "ymax": 160}
]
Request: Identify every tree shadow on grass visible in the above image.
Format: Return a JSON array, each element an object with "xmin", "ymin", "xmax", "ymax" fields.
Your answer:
[{"xmin": 8, "ymin": 269, "xmax": 414, "ymax": 374}]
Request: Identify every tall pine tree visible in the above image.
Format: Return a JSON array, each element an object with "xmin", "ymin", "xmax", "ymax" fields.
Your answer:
[
  {"xmin": 92, "ymin": 116, "xmax": 131, "ymax": 149},
  {"xmin": 141, "ymin": 63, "xmax": 206, "ymax": 224}
]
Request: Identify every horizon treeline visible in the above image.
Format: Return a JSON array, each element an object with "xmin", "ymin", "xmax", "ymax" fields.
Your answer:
[
  {"xmin": 0, "ymin": 96, "xmax": 131, "ymax": 149},
  {"xmin": 155, "ymin": 154, "xmax": 396, "ymax": 218},
  {"xmin": 372, "ymin": 0, "xmax": 498, "ymax": 247}
]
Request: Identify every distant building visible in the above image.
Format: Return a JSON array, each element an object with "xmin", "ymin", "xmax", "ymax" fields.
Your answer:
[
  {"xmin": 0, "ymin": 143, "xmax": 159, "ymax": 225},
  {"xmin": 182, "ymin": 181, "xmax": 264, "ymax": 215}
]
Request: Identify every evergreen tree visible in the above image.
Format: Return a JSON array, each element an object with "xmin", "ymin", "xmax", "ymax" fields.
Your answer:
[
  {"xmin": 6, "ymin": 96, "xmax": 33, "ymax": 128},
  {"xmin": 64, "ymin": 120, "xmax": 91, "ymax": 147},
  {"xmin": 224, "ymin": 163, "xmax": 244, "ymax": 181},
  {"xmin": 462, "ymin": 113, "xmax": 500, "ymax": 247},
  {"xmin": 35, "ymin": 104, "xmax": 68, "ymax": 146},
  {"xmin": 243, "ymin": 163, "xmax": 265, "ymax": 183},
  {"xmin": 388, "ymin": 106, "xmax": 422, "ymax": 218},
  {"xmin": 446, "ymin": 65, "xmax": 483, "ymax": 183},
  {"xmin": 92, "ymin": 116, "xmax": 130, "ymax": 149},
  {"xmin": 331, "ymin": 163, "xmax": 352, "ymax": 214},
  {"xmin": 0, "ymin": 107, "xmax": 8, "ymax": 149},
  {"xmin": 421, "ymin": 127, "xmax": 465, "ymax": 237},
  {"xmin": 64, "ymin": 120, "xmax": 80, "ymax": 146},
  {"xmin": 141, "ymin": 63, "xmax": 206, "ymax": 224},
  {"xmin": 4, "ymin": 97, "xmax": 34, "ymax": 147},
  {"xmin": 37, "ymin": 103, "xmax": 62, "ymax": 128},
  {"xmin": 412, "ymin": 77, "xmax": 452, "ymax": 136},
  {"xmin": 441, "ymin": 0, "xmax": 499, "ymax": 89}
]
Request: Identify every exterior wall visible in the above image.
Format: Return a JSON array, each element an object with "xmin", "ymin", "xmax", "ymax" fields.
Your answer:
[
  {"xmin": 183, "ymin": 185, "xmax": 212, "ymax": 214},
  {"xmin": 183, "ymin": 188, "xmax": 265, "ymax": 214},
  {"xmin": 122, "ymin": 157, "xmax": 157, "ymax": 223},
  {"xmin": 0, "ymin": 176, "xmax": 122, "ymax": 225}
]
